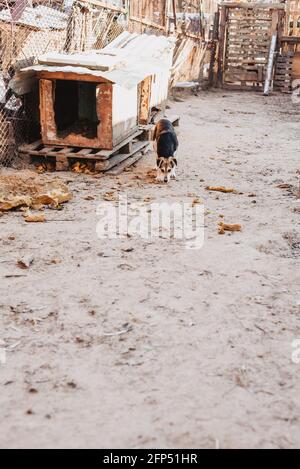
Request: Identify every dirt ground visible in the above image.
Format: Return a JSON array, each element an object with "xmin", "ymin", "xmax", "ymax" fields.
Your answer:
[{"xmin": 0, "ymin": 90, "xmax": 300, "ymax": 449}]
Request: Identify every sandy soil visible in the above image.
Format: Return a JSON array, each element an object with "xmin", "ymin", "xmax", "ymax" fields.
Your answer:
[{"xmin": 0, "ymin": 90, "xmax": 300, "ymax": 449}]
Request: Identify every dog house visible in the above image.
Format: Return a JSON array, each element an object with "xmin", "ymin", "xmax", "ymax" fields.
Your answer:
[
  {"xmin": 38, "ymin": 71, "xmax": 141, "ymax": 150},
  {"xmin": 22, "ymin": 32, "xmax": 175, "ymax": 150}
]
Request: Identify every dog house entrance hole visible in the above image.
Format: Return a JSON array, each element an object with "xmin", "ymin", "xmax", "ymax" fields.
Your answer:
[{"xmin": 54, "ymin": 80, "xmax": 99, "ymax": 139}]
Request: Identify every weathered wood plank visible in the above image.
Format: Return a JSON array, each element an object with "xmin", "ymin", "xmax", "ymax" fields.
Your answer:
[
  {"xmin": 106, "ymin": 153, "xmax": 144, "ymax": 176},
  {"xmin": 94, "ymin": 129, "xmax": 143, "ymax": 160},
  {"xmin": 39, "ymin": 71, "xmax": 111, "ymax": 84},
  {"xmin": 75, "ymin": 149, "xmax": 94, "ymax": 156},
  {"xmin": 19, "ymin": 141, "xmax": 42, "ymax": 152},
  {"xmin": 95, "ymin": 141, "xmax": 150, "ymax": 172}
]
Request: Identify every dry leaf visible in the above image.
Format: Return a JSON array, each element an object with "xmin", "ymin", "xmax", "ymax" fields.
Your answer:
[
  {"xmin": 276, "ymin": 184, "xmax": 293, "ymax": 190},
  {"xmin": 72, "ymin": 162, "xmax": 94, "ymax": 174},
  {"xmin": 206, "ymin": 186, "xmax": 237, "ymax": 194},
  {"xmin": 0, "ymin": 196, "xmax": 32, "ymax": 211},
  {"xmin": 36, "ymin": 164, "xmax": 46, "ymax": 174},
  {"xmin": 49, "ymin": 259, "xmax": 61, "ymax": 265},
  {"xmin": 218, "ymin": 222, "xmax": 242, "ymax": 235},
  {"xmin": 104, "ymin": 192, "xmax": 116, "ymax": 202},
  {"xmin": 192, "ymin": 197, "xmax": 203, "ymax": 206},
  {"xmin": 24, "ymin": 214, "xmax": 46, "ymax": 223},
  {"xmin": 0, "ymin": 173, "xmax": 72, "ymax": 213}
]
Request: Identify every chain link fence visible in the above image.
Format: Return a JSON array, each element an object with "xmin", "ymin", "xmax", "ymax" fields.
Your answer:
[{"xmin": 0, "ymin": 0, "xmax": 128, "ymax": 166}]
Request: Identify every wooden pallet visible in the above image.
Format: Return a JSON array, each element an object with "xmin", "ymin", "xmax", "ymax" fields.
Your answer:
[
  {"xmin": 18, "ymin": 115, "xmax": 180, "ymax": 174},
  {"xmin": 19, "ymin": 130, "xmax": 150, "ymax": 173},
  {"xmin": 274, "ymin": 52, "xmax": 294, "ymax": 93},
  {"xmin": 219, "ymin": 4, "xmax": 283, "ymax": 91}
]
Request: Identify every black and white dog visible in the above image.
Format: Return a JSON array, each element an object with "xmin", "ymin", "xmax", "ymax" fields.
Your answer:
[{"xmin": 153, "ymin": 119, "xmax": 179, "ymax": 183}]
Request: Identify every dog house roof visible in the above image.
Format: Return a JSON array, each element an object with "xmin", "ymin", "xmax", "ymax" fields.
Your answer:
[{"xmin": 21, "ymin": 32, "xmax": 175, "ymax": 89}]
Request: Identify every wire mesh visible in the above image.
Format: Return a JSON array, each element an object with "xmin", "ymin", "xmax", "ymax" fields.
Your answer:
[{"xmin": 0, "ymin": 0, "xmax": 128, "ymax": 167}]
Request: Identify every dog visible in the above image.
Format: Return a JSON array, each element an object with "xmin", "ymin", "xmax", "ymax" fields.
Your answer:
[{"xmin": 153, "ymin": 119, "xmax": 178, "ymax": 183}]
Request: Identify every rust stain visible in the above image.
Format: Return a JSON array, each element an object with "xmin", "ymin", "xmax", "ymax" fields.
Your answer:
[{"xmin": 97, "ymin": 83, "xmax": 113, "ymax": 150}]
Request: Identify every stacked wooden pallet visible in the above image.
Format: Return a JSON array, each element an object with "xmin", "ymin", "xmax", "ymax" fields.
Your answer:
[
  {"xmin": 224, "ymin": 8, "xmax": 273, "ymax": 89},
  {"xmin": 274, "ymin": 52, "xmax": 294, "ymax": 93},
  {"xmin": 219, "ymin": 4, "xmax": 284, "ymax": 90}
]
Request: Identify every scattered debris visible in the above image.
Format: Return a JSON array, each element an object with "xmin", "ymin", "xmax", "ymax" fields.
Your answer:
[
  {"xmin": 67, "ymin": 381, "xmax": 77, "ymax": 390},
  {"xmin": 206, "ymin": 186, "xmax": 238, "ymax": 194},
  {"xmin": 102, "ymin": 323, "xmax": 133, "ymax": 337},
  {"xmin": 36, "ymin": 162, "xmax": 55, "ymax": 173},
  {"xmin": 72, "ymin": 162, "xmax": 95, "ymax": 175},
  {"xmin": 234, "ymin": 367, "xmax": 250, "ymax": 389},
  {"xmin": 0, "ymin": 172, "xmax": 72, "ymax": 213},
  {"xmin": 6, "ymin": 341, "xmax": 22, "ymax": 351},
  {"xmin": 218, "ymin": 222, "xmax": 242, "ymax": 235},
  {"xmin": 23, "ymin": 213, "xmax": 46, "ymax": 223},
  {"xmin": 103, "ymin": 191, "xmax": 117, "ymax": 202},
  {"xmin": 17, "ymin": 255, "xmax": 34, "ymax": 270},
  {"xmin": 47, "ymin": 259, "xmax": 61, "ymax": 265},
  {"xmin": 4, "ymin": 274, "xmax": 27, "ymax": 278},
  {"xmin": 277, "ymin": 183, "xmax": 293, "ymax": 190},
  {"xmin": 192, "ymin": 197, "xmax": 203, "ymax": 206},
  {"xmin": 28, "ymin": 388, "xmax": 39, "ymax": 394}
]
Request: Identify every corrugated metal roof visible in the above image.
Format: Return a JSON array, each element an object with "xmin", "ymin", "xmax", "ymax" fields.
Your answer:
[
  {"xmin": 22, "ymin": 58, "xmax": 166, "ymax": 89},
  {"xmin": 104, "ymin": 31, "xmax": 175, "ymax": 62},
  {"xmin": 37, "ymin": 32, "xmax": 175, "ymax": 70},
  {"xmin": 0, "ymin": 6, "xmax": 68, "ymax": 30},
  {"xmin": 22, "ymin": 33, "xmax": 175, "ymax": 89}
]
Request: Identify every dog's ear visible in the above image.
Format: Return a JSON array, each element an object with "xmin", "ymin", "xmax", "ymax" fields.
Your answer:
[
  {"xmin": 172, "ymin": 158, "xmax": 178, "ymax": 167},
  {"xmin": 157, "ymin": 158, "xmax": 164, "ymax": 169}
]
